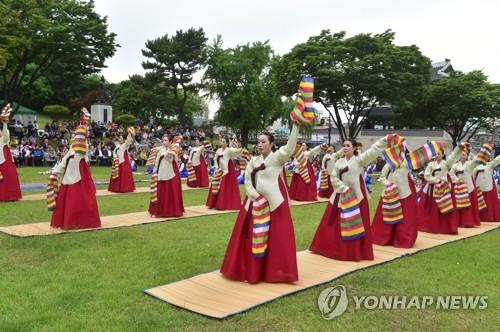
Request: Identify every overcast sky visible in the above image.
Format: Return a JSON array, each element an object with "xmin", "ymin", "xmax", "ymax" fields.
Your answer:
[{"xmin": 94, "ymin": 0, "xmax": 500, "ymax": 85}]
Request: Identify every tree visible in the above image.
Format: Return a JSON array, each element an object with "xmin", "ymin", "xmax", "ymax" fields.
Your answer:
[
  {"xmin": 274, "ymin": 30, "xmax": 431, "ymax": 141},
  {"xmin": 111, "ymin": 74, "xmax": 209, "ymax": 124},
  {"xmin": 43, "ymin": 104, "xmax": 70, "ymax": 119},
  {"xmin": 142, "ymin": 28, "xmax": 207, "ymax": 127},
  {"xmin": 204, "ymin": 38, "xmax": 284, "ymax": 147},
  {"xmin": 115, "ymin": 113, "xmax": 136, "ymax": 127},
  {"xmin": 111, "ymin": 74, "xmax": 171, "ymax": 120},
  {"xmin": 0, "ymin": 0, "xmax": 117, "ymax": 111},
  {"xmin": 407, "ymin": 71, "xmax": 500, "ymax": 146}
]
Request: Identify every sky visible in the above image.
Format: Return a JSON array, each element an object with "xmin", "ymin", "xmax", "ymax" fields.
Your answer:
[
  {"xmin": 94, "ymin": 0, "xmax": 500, "ymax": 85},
  {"xmin": 93, "ymin": 0, "xmax": 500, "ymax": 120}
]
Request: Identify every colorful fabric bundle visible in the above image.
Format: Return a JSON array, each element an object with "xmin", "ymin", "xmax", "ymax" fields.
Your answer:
[
  {"xmin": 292, "ymin": 144, "xmax": 310, "ymax": 184},
  {"xmin": 239, "ymin": 149, "xmax": 251, "ymax": 171},
  {"xmin": 382, "ymin": 183, "xmax": 404, "ymax": 224},
  {"xmin": 80, "ymin": 108, "xmax": 91, "ymax": 125},
  {"xmin": 382, "ymin": 134, "xmax": 406, "ymax": 171},
  {"xmin": 433, "ymin": 181, "xmax": 454, "ymax": 215},
  {"xmin": 339, "ymin": 188, "xmax": 366, "ymax": 240},
  {"xmin": 146, "ymin": 147, "xmax": 161, "ymax": 168},
  {"xmin": 475, "ymin": 142, "xmax": 494, "ymax": 165},
  {"xmin": 187, "ymin": 161, "xmax": 196, "ymax": 183},
  {"xmin": 0, "ymin": 104, "xmax": 12, "ymax": 122},
  {"xmin": 476, "ymin": 188, "xmax": 487, "ymax": 211},
  {"xmin": 251, "ymin": 195, "xmax": 271, "ymax": 258},
  {"xmin": 46, "ymin": 172, "xmax": 59, "ymax": 211},
  {"xmin": 290, "ymin": 76, "xmax": 315, "ymax": 126},
  {"xmin": 111, "ymin": 157, "xmax": 119, "ymax": 179},
  {"xmin": 210, "ymin": 168, "xmax": 224, "ymax": 195},
  {"xmin": 405, "ymin": 141, "xmax": 444, "ymax": 171},
  {"xmin": 168, "ymin": 144, "xmax": 181, "ymax": 158},
  {"xmin": 150, "ymin": 172, "xmax": 158, "ymax": 204},
  {"xmin": 453, "ymin": 180, "xmax": 471, "ymax": 209},
  {"xmin": 72, "ymin": 125, "xmax": 88, "ymax": 155},
  {"xmin": 319, "ymin": 169, "xmax": 330, "ymax": 190},
  {"xmin": 203, "ymin": 140, "xmax": 212, "ymax": 151},
  {"xmin": 320, "ymin": 144, "xmax": 330, "ymax": 152}
]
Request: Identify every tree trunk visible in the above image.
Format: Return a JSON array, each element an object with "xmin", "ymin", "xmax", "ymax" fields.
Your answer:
[{"xmin": 241, "ymin": 127, "xmax": 250, "ymax": 149}]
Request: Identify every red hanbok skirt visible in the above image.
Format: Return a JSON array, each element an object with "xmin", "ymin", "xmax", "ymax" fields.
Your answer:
[
  {"xmin": 148, "ymin": 162, "xmax": 184, "ymax": 217},
  {"xmin": 480, "ymin": 188, "xmax": 500, "ymax": 222},
  {"xmin": 289, "ymin": 161, "xmax": 317, "ymax": 201},
  {"xmin": 281, "ymin": 167, "xmax": 289, "ymax": 190},
  {"xmin": 108, "ymin": 152, "xmax": 136, "ymax": 193},
  {"xmin": 318, "ymin": 176, "xmax": 333, "ymax": 198},
  {"xmin": 0, "ymin": 146, "xmax": 22, "ymax": 201},
  {"xmin": 454, "ymin": 185, "xmax": 481, "ymax": 227},
  {"xmin": 309, "ymin": 177, "xmax": 374, "ymax": 261},
  {"xmin": 371, "ymin": 195, "xmax": 418, "ymax": 248},
  {"xmin": 220, "ymin": 177, "xmax": 298, "ymax": 283},
  {"xmin": 187, "ymin": 155, "xmax": 209, "ymax": 188},
  {"xmin": 51, "ymin": 160, "xmax": 101, "ymax": 229},
  {"xmin": 206, "ymin": 160, "xmax": 241, "ymax": 210},
  {"xmin": 417, "ymin": 184, "xmax": 458, "ymax": 234}
]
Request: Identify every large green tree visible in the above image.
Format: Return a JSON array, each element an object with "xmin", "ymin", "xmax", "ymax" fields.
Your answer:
[
  {"xmin": 142, "ymin": 28, "xmax": 207, "ymax": 127},
  {"xmin": 274, "ymin": 30, "xmax": 431, "ymax": 141},
  {"xmin": 406, "ymin": 71, "xmax": 500, "ymax": 146},
  {"xmin": 204, "ymin": 38, "xmax": 284, "ymax": 147},
  {"xmin": 111, "ymin": 74, "xmax": 209, "ymax": 124},
  {"xmin": 0, "ymin": 0, "xmax": 117, "ymax": 111}
]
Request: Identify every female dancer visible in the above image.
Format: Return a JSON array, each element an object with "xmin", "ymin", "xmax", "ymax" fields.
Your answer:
[
  {"xmin": 49, "ymin": 125, "xmax": 101, "ymax": 229},
  {"xmin": 289, "ymin": 143, "xmax": 324, "ymax": 201},
  {"xmin": 220, "ymin": 123, "xmax": 299, "ymax": 283},
  {"xmin": 309, "ymin": 136, "xmax": 387, "ymax": 261},
  {"xmin": 186, "ymin": 138, "xmax": 209, "ymax": 188},
  {"xmin": 449, "ymin": 150, "xmax": 481, "ymax": 227},
  {"xmin": 318, "ymin": 146, "xmax": 343, "ymax": 198},
  {"xmin": 418, "ymin": 145, "xmax": 463, "ymax": 234},
  {"xmin": 108, "ymin": 127, "xmax": 136, "ymax": 193},
  {"xmin": 0, "ymin": 104, "xmax": 22, "ymax": 202},
  {"xmin": 206, "ymin": 135, "xmax": 242, "ymax": 210},
  {"xmin": 148, "ymin": 135, "xmax": 184, "ymax": 217},
  {"xmin": 474, "ymin": 146, "xmax": 500, "ymax": 221},
  {"xmin": 371, "ymin": 161, "xmax": 418, "ymax": 248}
]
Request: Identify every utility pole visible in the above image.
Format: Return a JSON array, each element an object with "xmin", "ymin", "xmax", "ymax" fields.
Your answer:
[{"xmin": 328, "ymin": 116, "xmax": 331, "ymax": 145}]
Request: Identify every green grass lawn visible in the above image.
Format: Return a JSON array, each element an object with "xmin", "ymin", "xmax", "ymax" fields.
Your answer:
[
  {"xmin": 17, "ymin": 166, "xmax": 151, "ymax": 185},
  {"xmin": 0, "ymin": 173, "xmax": 498, "ymax": 331}
]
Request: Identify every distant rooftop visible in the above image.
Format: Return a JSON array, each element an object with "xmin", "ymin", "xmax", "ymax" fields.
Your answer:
[{"xmin": 431, "ymin": 59, "xmax": 453, "ymax": 80}]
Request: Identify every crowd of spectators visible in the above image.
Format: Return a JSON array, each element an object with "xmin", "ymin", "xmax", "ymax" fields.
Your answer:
[{"xmin": 6, "ymin": 118, "xmax": 208, "ymax": 168}]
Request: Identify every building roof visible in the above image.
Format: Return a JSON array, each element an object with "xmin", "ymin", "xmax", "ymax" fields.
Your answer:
[{"xmin": 431, "ymin": 59, "xmax": 453, "ymax": 81}]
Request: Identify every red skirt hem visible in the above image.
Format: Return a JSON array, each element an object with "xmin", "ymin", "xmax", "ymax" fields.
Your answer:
[
  {"xmin": 456, "ymin": 187, "xmax": 481, "ymax": 227},
  {"xmin": 0, "ymin": 146, "xmax": 22, "ymax": 201},
  {"xmin": 187, "ymin": 156, "xmax": 209, "ymax": 188},
  {"xmin": 371, "ymin": 193, "xmax": 418, "ymax": 248},
  {"xmin": 50, "ymin": 160, "xmax": 101, "ymax": 229},
  {"xmin": 318, "ymin": 177, "xmax": 333, "ymax": 198},
  {"xmin": 220, "ymin": 177, "xmax": 298, "ymax": 283},
  {"xmin": 479, "ymin": 188, "xmax": 500, "ymax": 222},
  {"xmin": 417, "ymin": 191, "xmax": 458, "ymax": 234},
  {"xmin": 108, "ymin": 152, "xmax": 136, "ymax": 193},
  {"xmin": 206, "ymin": 160, "xmax": 241, "ymax": 210},
  {"xmin": 309, "ymin": 177, "xmax": 374, "ymax": 261},
  {"xmin": 288, "ymin": 162, "xmax": 317, "ymax": 202},
  {"xmin": 148, "ymin": 163, "xmax": 184, "ymax": 217}
]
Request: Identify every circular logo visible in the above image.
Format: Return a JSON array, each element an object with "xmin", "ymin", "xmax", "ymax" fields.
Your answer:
[{"xmin": 318, "ymin": 285, "xmax": 348, "ymax": 320}]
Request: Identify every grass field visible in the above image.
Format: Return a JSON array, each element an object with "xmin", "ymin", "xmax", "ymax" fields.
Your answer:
[{"xmin": 0, "ymin": 167, "xmax": 498, "ymax": 331}]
